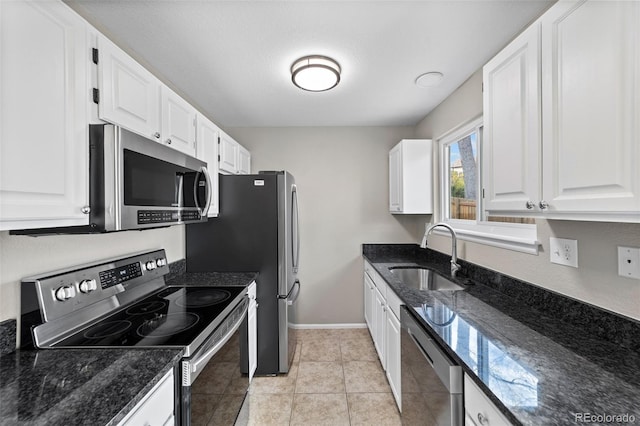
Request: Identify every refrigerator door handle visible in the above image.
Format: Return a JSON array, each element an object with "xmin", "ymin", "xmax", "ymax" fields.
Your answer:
[
  {"xmin": 291, "ymin": 184, "xmax": 300, "ymax": 273},
  {"xmin": 279, "ymin": 279, "xmax": 300, "ymax": 305}
]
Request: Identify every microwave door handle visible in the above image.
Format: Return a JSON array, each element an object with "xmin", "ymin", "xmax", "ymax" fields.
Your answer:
[
  {"xmin": 193, "ymin": 166, "xmax": 212, "ymax": 217},
  {"xmin": 176, "ymin": 174, "xmax": 184, "ymax": 207}
]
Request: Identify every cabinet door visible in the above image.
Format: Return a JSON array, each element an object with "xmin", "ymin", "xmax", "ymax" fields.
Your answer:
[
  {"xmin": 118, "ymin": 370, "xmax": 174, "ymax": 426},
  {"xmin": 389, "ymin": 144, "xmax": 403, "ymax": 212},
  {"xmin": 373, "ymin": 286, "xmax": 386, "ymax": 369},
  {"xmin": 161, "ymin": 87, "xmax": 197, "ymax": 156},
  {"xmin": 219, "ymin": 133, "xmax": 239, "ymax": 174},
  {"xmin": 238, "ymin": 145, "xmax": 251, "ymax": 174},
  {"xmin": 364, "ymin": 273, "xmax": 374, "ymax": 331},
  {"xmin": 541, "ymin": 0, "xmax": 640, "ymax": 216},
  {"xmin": 0, "ymin": 0, "xmax": 89, "ymax": 230},
  {"xmin": 196, "ymin": 114, "xmax": 220, "ymax": 217},
  {"xmin": 464, "ymin": 374, "xmax": 511, "ymax": 426},
  {"xmin": 248, "ymin": 282, "xmax": 258, "ymax": 383},
  {"xmin": 483, "ymin": 22, "xmax": 542, "ymax": 213},
  {"xmin": 385, "ymin": 309, "xmax": 401, "ymax": 410},
  {"xmin": 97, "ymin": 35, "xmax": 161, "ymax": 141}
]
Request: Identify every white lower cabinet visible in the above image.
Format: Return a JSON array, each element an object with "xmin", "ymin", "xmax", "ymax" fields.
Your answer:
[
  {"xmin": 118, "ymin": 369, "xmax": 174, "ymax": 426},
  {"xmin": 464, "ymin": 374, "xmax": 511, "ymax": 426},
  {"xmin": 373, "ymin": 285, "xmax": 386, "ymax": 367},
  {"xmin": 247, "ymin": 282, "xmax": 258, "ymax": 383},
  {"xmin": 363, "ymin": 273, "xmax": 374, "ymax": 330},
  {"xmin": 385, "ymin": 305, "xmax": 401, "ymax": 409},
  {"xmin": 364, "ymin": 260, "xmax": 401, "ymax": 410},
  {"xmin": 0, "ymin": 0, "xmax": 90, "ymax": 231}
]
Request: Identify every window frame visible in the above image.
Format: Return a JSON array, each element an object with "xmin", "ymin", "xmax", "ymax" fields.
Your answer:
[{"xmin": 436, "ymin": 116, "xmax": 540, "ymax": 255}]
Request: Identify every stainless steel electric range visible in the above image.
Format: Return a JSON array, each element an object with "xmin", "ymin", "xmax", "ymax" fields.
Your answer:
[{"xmin": 20, "ymin": 249, "xmax": 249, "ymax": 425}]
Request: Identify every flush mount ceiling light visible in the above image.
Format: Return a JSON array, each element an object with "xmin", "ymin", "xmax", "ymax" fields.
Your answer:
[
  {"xmin": 291, "ymin": 55, "xmax": 341, "ymax": 92},
  {"xmin": 415, "ymin": 71, "xmax": 444, "ymax": 88}
]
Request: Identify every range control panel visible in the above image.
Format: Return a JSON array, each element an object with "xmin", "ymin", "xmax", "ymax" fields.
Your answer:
[{"xmin": 24, "ymin": 249, "xmax": 170, "ymax": 322}]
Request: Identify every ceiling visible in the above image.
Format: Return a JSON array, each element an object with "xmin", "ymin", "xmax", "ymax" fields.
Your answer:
[{"xmin": 65, "ymin": 0, "xmax": 553, "ymax": 128}]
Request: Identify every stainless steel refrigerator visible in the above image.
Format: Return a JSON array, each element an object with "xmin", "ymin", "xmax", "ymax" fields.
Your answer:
[{"xmin": 186, "ymin": 171, "xmax": 300, "ymax": 375}]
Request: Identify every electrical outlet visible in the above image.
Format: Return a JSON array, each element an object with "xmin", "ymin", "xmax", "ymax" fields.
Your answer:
[
  {"xmin": 549, "ymin": 238, "xmax": 578, "ymax": 268},
  {"xmin": 618, "ymin": 246, "xmax": 640, "ymax": 280}
]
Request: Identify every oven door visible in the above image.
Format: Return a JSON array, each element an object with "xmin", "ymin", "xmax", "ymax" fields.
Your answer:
[
  {"xmin": 401, "ymin": 306, "xmax": 464, "ymax": 426},
  {"xmin": 180, "ymin": 297, "xmax": 249, "ymax": 426}
]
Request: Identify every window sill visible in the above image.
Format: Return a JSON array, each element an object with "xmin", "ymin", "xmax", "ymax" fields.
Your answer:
[{"xmin": 432, "ymin": 220, "xmax": 540, "ymax": 255}]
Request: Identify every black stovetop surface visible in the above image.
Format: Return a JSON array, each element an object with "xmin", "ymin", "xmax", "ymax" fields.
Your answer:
[{"xmin": 54, "ymin": 286, "xmax": 245, "ymax": 348}]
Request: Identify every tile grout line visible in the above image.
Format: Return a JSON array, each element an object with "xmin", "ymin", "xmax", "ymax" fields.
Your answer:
[{"xmin": 339, "ymin": 335, "xmax": 353, "ymax": 426}]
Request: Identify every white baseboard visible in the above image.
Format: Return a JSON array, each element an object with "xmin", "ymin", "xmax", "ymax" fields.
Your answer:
[{"xmin": 291, "ymin": 323, "xmax": 367, "ymax": 330}]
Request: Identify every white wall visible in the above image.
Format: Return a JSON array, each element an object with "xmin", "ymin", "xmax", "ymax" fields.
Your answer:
[
  {"xmin": 227, "ymin": 126, "xmax": 424, "ymax": 325},
  {"xmin": 0, "ymin": 226, "xmax": 185, "ymax": 322},
  {"xmin": 415, "ymin": 70, "xmax": 640, "ymax": 321}
]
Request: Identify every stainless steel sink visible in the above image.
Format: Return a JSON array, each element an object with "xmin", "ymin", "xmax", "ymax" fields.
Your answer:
[{"xmin": 389, "ymin": 267, "xmax": 466, "ymax": 291}]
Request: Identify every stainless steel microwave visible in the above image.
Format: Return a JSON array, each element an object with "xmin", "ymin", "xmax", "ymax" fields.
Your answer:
[{"xmin": 88, "ymin": 124, "xmax": 211, "ymax": 232}]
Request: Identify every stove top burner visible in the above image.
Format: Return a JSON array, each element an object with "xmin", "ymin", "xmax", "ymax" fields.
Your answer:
[
  {"xmin": 83, "ymin": 320, "xmax": 132, "ymax": 339},
  {"xmin": 125, "ymin": 300, "xmax": 167, "ymax": 315},
  {"xmin": 136, "ymin": 313, "xmax": 200, "ymax": 338},
  {"xmin": 175, "ymin": 289, "xmax": 231, "ymax": 308}
]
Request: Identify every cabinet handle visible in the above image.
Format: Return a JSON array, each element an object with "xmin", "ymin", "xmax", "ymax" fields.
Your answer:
[
  {"xmin": 166, "ymin": 138, "xmax": 172, "ymax": 145},
  {"xmin": 539, "ymin": 200, "xmax": 549, "ymax": 210},
  {"xmin": 477, "ymin": 412, "xmax": 489, "ymax": 426},
  {"xmin": 525, "ymin": 201, "xmax": 535, "ymax": 210},
  {"xmin": 153, "ymin": 132, "xmax": 161, "ymax": 139},
  {"xmin": 81, "ymin": 206, "xmax": 91, "ymax": 214}
]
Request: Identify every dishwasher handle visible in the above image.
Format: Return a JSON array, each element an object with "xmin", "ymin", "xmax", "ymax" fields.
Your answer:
[{"xmin": 401, "ymin": 306, "xmax": 463, "ymax": 394}]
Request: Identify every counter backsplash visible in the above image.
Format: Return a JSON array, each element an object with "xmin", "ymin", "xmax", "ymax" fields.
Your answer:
[{"xmin": 363, "ymin": 243, "xmax": 640, "ymax": 352}]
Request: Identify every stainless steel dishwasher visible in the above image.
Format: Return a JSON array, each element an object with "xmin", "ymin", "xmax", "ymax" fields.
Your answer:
[{"xmin": 401, "ymin": 306, "xmax": 463, "ymax": 425}]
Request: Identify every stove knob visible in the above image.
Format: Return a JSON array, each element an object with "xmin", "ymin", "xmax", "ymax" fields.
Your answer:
[
  {"xmin": 54, "ymin": 285, "xmax": 76, "ymax": 301},
  {"xmin": 145, "ymin": 260, "xmax": 157, "ymax": 271},
  {"xmin": 156, "ymin": 258, "xmax": 167, "ymax": 267},
  {"xmin": 79, "ymin": 279, "xmax": 97, "ymax": 294}
]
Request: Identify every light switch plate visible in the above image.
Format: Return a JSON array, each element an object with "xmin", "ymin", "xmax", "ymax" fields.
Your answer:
[
  {"xmin": 549, "ymin": 237, "xmax": 578, "ymax": 268},
  {"xmin": 618, "ymin": 246, "xmax": 640, "ymax": 280}
]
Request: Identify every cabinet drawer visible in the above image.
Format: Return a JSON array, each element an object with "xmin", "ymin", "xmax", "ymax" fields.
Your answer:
[
  {"xmin": 464, "ymin": 374, "xmax": 511, "ymax": 426},
  {"xmin": 385, "ymin": 285, "xmax": 402, "ymax": 319},
  {"xmin": 364, "ymin": 261, "xmax": 386, "ymax": 299}
]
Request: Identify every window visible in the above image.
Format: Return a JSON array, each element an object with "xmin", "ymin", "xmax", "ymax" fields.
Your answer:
[{"xmin": 437, "ymin": 117, "xmax": 538, "ymax": 254}]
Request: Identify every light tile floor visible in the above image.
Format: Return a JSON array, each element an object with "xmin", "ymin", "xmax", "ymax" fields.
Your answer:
[{"xmin": 235, "ymin": 328, "xmax": 402, "ymax": 426}]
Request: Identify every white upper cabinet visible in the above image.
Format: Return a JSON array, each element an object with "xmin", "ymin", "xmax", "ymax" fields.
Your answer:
[
  {"xmin": 161, "ymin": 86, "xmax": 197, "ymax": 157},
  {"xmin": 0, "ymin": 0, "xmax": 90, "ymax": 230},
  {"xmin": 389, "ymin": 139, "xmax": 433, "ymax": 214},
  {"xmin": 238, "ymin": 145, "xmax": 251, "ymax": 175},
  {"xmin": 540, "ymin": 0, "xmax": 640, "ymax": 219},
  {"xmin": 97, "ymin": 35, "xmax": 162, "ymax": 142},
  {"xmin": 483, "ymin": 22, "xmax": 541, "ymax": 213},
  {"xmin": 196, "ymin": 114, "xmax": 220, "ymax": 217},
  {"xmin": 484, "ymin": 0, "xmax": 640, "ymax": 222},
  {"xmin": 219, "ymin": 132, "xmax": 239, "ymax": 174},
  {"xmin": 219, "ymin": 131, "xmax": 251, "ymax": 175},
  {"xmin": 97, "ymin": 35, "xmax": 201, "ymax": 158}
]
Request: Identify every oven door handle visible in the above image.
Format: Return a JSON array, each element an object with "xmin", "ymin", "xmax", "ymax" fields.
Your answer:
[{"xmin": 182, "ymin": 305, "xmax": 247, "ymax": 386}]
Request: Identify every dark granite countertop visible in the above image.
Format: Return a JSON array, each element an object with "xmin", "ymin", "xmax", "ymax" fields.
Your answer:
[
  {"xmin": 363, "ymin": 244, "xmax": 640, "ymax": 426},
  {"xmin": 0, "ymin": 268, "xmax": 257, "ymax": 426},
  {"xmin": 0, "ymin": 348, "xmax": 182, "ymax": 426}
]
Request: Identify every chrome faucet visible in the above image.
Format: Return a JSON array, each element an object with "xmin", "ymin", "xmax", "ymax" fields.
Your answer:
[{"xmin": 420, "ymin": 222, "xmax": 461, "ymax": 277}]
